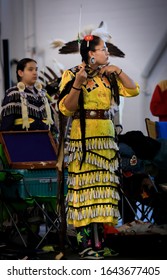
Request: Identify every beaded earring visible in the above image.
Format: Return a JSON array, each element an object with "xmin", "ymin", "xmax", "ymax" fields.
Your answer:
[{"xmin": 90, "ymin": 57, "xmax": 95, "ymax": 64}]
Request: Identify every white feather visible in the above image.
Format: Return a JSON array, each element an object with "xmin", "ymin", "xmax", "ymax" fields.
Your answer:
[
  {"xmin": 91, "ymin": 21, "xmax": 112, "ymax": 42},
  {"xmin": 78, "ymin": 21, "xmax": 112, "ymax": 42},
  {"xmin": 50, "ymin": 39, "xmax": 65, "ymax": 48},
  {"xmin": 79, "ymin": 24, "xmax": 96, "ymax": 39}
]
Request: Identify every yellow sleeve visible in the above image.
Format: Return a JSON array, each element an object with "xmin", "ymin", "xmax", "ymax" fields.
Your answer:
[
  {"xmin": 59, "ymin": 96, "xmax": 75, "ymax": 117},
  {"xmin": 117, "ymin": 80, "xmax": 140, "ymax": 97},
  {"xmin": 59, "ymin": 69, "xmax": 75, "ymax": 92},
  {"xmin": 59, "ymin": 69, "xmax": 76, "ymax": 117}
]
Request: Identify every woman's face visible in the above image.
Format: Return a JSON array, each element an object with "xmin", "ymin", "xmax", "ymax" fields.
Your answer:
[{"xmin": 90, "ymin": 39, "xmax": 109, "ymax": 67}]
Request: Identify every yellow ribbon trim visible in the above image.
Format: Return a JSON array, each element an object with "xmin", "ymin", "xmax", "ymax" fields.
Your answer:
[{"xmin": 14, "ymin": 118, "xmax": 48, "ymax": 125}]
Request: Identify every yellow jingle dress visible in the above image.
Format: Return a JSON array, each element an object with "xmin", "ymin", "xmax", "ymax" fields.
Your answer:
[{"xmin": 59, "ymin": 67, "xmax": 139, "ymax": 228}]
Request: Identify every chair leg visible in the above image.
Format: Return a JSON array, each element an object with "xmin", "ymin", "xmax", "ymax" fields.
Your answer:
[
  {"xmin": 3, "ymin": 202, "xmax": 27, "ymax": 247},
  {"xmin": 119, "ymin": 187, "xmax": 140, "ymax": 224}
]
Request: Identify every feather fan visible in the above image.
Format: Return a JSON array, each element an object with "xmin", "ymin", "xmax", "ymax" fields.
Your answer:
[
  {"xmin": 106, "ymin": 42, "xmax": 125, "ymax": 57},
  {"xmin": 58, "ymin": 40, "xmax": 79, "ymax": 54},
  {"xmin": 51, "ymin": 21, "xmax": 125, "ymax": 57}
]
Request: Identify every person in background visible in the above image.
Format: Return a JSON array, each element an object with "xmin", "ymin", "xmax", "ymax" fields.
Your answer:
[
  {"xmin": 0, "ymin": 58, "xmax": 56, "ymax": 250},
  {"xmin": 150, "ymin": 79, "xmax": 167, "ymax": 121},
  {"xmin": 0, "ymin": 58, "xmax": 53, "ymax": 131},
  {"xmin": 58, "ymin": 29, "xmax": 140, "ymax": 259}
]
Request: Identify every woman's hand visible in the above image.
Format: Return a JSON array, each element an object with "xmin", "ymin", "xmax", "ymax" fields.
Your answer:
[
  {"xmin": 99, "ymin": 64, "xmax": 121, "ymax": 76},
  {"xmin": 63, "ymin": 67, "xmax": 87, "ymax": 112},
  {"xmin": 74, "ymin": 66, "xmax": 87, "ymax": 87},
  {"xmin": 100, "ymin": 64, "xmax": 136, "ymax": 89}
]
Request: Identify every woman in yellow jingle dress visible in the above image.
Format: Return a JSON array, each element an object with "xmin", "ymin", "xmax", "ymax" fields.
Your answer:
[{"xmin": 58, "ymin": 35, "xmax": 140, "ymax": 259}]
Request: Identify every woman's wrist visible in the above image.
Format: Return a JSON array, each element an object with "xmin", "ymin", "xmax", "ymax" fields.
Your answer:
[
  {"xmin": 72, "ymin": 81, "xmax": 82, "ymax": 91},
  {"xmin": 117, "ymin": 69, "xmax": 122, "ymax": 76},
  {"xmin": 72, "ymin": 86, "xmax": 81, "ymax": 91},
  {"xmin": 112, "ymin": 68, "xmax": 122, "ymax": 77}
]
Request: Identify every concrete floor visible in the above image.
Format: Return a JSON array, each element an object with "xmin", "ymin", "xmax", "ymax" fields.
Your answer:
[
  {"xmin": 0, "ymin": 200, "xmax": 166, "ymax": 260},
  {"xmin": 0, "ymin": 229, "xmax": 167, "ymax": 260}
]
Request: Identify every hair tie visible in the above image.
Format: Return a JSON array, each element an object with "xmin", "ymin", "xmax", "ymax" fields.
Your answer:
[{"xmin": 84, "ymin": 35, "xmax": 93, "ymax": 47}]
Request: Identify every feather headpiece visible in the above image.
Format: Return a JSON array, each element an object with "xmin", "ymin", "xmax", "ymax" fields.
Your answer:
[{"xmin": 51, "ymin": 21, "xmax": 125, "ymax": 58}]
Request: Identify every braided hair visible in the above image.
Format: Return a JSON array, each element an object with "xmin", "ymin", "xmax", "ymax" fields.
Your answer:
[{"xmin": 79, "ymin": 36, "xmax": 120, "ymax": 167}]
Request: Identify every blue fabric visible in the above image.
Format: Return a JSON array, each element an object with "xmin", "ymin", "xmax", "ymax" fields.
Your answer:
[
  {"xmin": 1, "ymin": 131, "xmax": 57, "ymax": 162},
  {"xmin": 156, "ymin": 122, "xmax": 167, "ymax": 139}
]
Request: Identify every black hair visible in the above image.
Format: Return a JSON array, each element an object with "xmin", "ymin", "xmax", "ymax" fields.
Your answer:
[
  {"xmin": 16, "ymin": 58, "xmax": 37, "ymax": 82},
  {"xmin": 80, "ymin": 36, "xmax": 101, "ymax": 64},
  {"xmin": 79, "ymin": 36, "xmax": 120, "ymax": 167}
]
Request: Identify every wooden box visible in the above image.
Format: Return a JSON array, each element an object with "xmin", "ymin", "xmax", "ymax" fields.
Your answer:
[{"xmin": 0, "ymin": 130, "xmax": 58, "ymax": 169}]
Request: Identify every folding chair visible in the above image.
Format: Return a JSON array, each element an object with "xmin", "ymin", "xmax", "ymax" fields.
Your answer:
[
  {"xmin": 145, "ymin": 118, "xmax": 167, "ymax": 224},
  {"xmin": 145, "ymin": 118, "xmax": 157, "ymax": 139},
  {"xmin": 0, "ymin": 131, "xmax": 64, "ymax": 249},
  {"xmin": 0, "ymin": 171, "xmax": 40, "ymax": 248},
  {"xmin": 145, "ymin": 118, "xmax": 167, "ymax": 139},
  {"xmin": 118, "ymin": 126, "xmax": 162, "ymax": 224}
]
